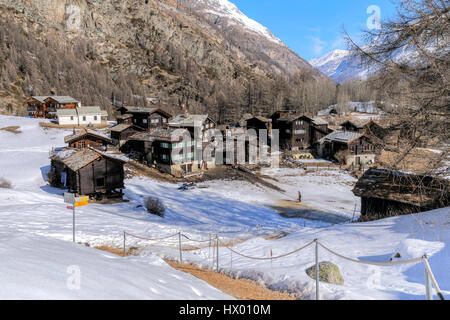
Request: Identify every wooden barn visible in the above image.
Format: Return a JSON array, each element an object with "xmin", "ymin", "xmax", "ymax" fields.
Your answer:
[
  {"xmin": 121, "ymin": 128, "xmax": 209, "ymax": 177},
  {"xmin": 353, "ymin": 168, "xmax": 450, "ymax": 218},
  {"xmin": 110, "ymin": 124, "xmax": 145, "ymax": 147},
  {"xmin": 169, "ymin": 113, "xmax": 217, "ymax": 142},
  {"xmin": 118, "ymin": 106, "xmax": 172, "ymax": 131},
  {"xmin": 116, "ymin": 114, "xmax": 133, "ymax": 125},
  {"xmin": 64, "ymin": 129, "xmax": 112, "ymax": 150},
  {"xmin": 245, "ymin": 116, "xmax": 273, "ymax": 140},
  {"xmin": 271, "ymin": 111, "xmax": 313, "ymax": 151},
  {"xmin": 318, "ymin": 131, "xmax": 376, "ymax": 165},
  {"xmin": 49, "ymin": 148, "xmax": 128, "ymax": 200}
]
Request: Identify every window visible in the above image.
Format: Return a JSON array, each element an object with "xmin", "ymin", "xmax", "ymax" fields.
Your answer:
[
  {"xmin": 294, "ymin": 130, "xmax": 306, "ymax": 135},
  {"xmin": 70, "ymin": 116, "xmax": 74, "ymax": 121},
  {"xmin": 143, "ymin": 119, "xmax": 148, "ymax": 124},
  {"xmin": 79, "ymin": 141, "xmax": 86, "ymax": 148},
  {"xmin": 83, "ymin": 116, "xmax": 86, "ymax": 121},
  {"xmin": 96, "ymin": 177, "xmax": 105, "ymax": 187},
  {"xmin": 94, "ymin": 116, "xmax": 98, "ymax": 121},
  {"xmin": 162, "ymin": 118, "xmax": 167, "ymax": 123},
  {"xmin": 151, "ymin": 119, "xmax": 159, "ymax": 124},
  {"xmin": 160, "ymin": 142, "xmax": 169, "ymax": 148},
  {"xmin": 133, "ymin": 119, "xmax": 137, "ymax": 123}
]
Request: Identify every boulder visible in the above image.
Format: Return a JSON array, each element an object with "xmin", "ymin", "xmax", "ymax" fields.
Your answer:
[{"xmin": 306, "ymin": 261, "xmax": 344, "ymax": 285}]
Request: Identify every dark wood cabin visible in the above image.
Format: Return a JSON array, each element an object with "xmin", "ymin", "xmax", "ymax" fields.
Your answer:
[
  {"xmin": 121, "ymin": 128, "xmax": 200, "ymax": 176},
  {"xmin": 116, "ymin": 114, "xmax": 133, "ymax": 125},
  {"xmin": 169, "ymin": 113, "xmax": 217, "ymax": 142},
  {"xmin": 271, "ymin": 111, "xmax": 313, "ymax": 151},
  {"xmin": 64, "ymin": 129, "xmax": 112, "ymax": 150},
  {"xmin": 110, "ymin": 124, "xmax": 145, "ymax": 147},
  {"xmin": 319, "ymin": 131, "xmax": 375, "ymax": 165},
  {"xmin": 49, "ymin": 148, "xmax": 128, "ymax": 199},
  {"xmin": 118, "ymin": 106, "xmax": 172, "ymax": 131},
  {"xmin": 340, "ymin": 119, "xmax": 374, "ymax": 133},
  {"xmin": 353, "ymin": 168, "xmax": 450, "ymax": 218},
  {"xmin": 245, "ymin": 116, "xmax": 273, "ymax": 141},
  {"xmin": 26, "ymin": 96, "xmax": 47, "ymax": 118}
]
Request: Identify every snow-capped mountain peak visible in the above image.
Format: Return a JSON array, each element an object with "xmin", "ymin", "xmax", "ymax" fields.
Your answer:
[
  {"xmin": 310, "ymin": 45, "xmax": 422, "ymax": 83},
  {"xmin": 182, "ymin": 0, "xmax": 283, "ymax": 44}
]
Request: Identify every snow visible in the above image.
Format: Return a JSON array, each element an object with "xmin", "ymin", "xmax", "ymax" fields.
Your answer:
[
  {"xmin": 0, "ymin": 232, "xmax": 231, "ymax": 299},
  {"xmin": 1, "ymin": 115, "xmax": 449, "ymax": 300},
  {"xmin": 189, "ymin": 0, "xmax": 282, "ymax": 44},
  {"xmin": 310, "ymin": 45, "xmax": 423, "ymax": 83}
]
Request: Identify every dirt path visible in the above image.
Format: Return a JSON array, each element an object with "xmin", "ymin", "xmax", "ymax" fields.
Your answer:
[
  {"xmin": 95, "ymin": 246, "xmax": 296, "ymax": 300},
  {"xmin": 166, "ymin": 260, "xmax": 296, "ymax": 300}
]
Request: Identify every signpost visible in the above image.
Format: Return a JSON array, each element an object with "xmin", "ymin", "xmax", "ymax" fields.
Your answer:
[{"xmin": 64, "ymin": 193, "xmax": 89, "ymax": 243}]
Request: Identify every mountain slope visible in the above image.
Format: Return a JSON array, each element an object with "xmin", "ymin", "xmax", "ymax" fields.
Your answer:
[
  {"xmin": 309, "ymin": 49, "xmax": 370, "ymax": 83},
  {"xmin": 310, "ymin": 47, "xmax": 421, "ymax": 83},
  {"xmin": 0, "ymin": 0, "xmax": 334, "ymax": 122}
]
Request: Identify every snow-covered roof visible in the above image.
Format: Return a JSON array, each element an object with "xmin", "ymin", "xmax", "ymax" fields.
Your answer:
[
  {"xmin": 321, "ymin": 131, "xmax": 364, "ymax": 144},
  {"xmin": 51, "ymin": 147, "xmax": 127, "ymax": 171},
  {"xmin": 64, "ymin": 129, "xmax": 112, "ymax": 144},
  {"xmin": 77, "ymin": 106, "xmax": 108, "ymax": 117},
  {"xmin": 129, "ymin": 128, "xmax": 188, "ymax": 143},
  {"xmin": 110, "ymin": 124, "xmax": 133, "ymax": 132},
  {"xmin": 56, "ymin": 109, "xmax": 77, "ymax": 117},
  {"xmin": 44, "ymin": 96, "xmax": 79, "ymax": 104},
  {"xmin": 169, "ymin": 114, "xmax": 215, "ymax": 127},
  {"xmin": 30, "ymin": 96, "xmax": 49, "ymax": 103},
  {"xmin": 312, "ymin": 117, "xmax": 329, "ymax": 126}
]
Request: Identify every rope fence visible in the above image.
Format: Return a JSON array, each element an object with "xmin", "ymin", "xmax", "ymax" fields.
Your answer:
[{"xmin": 122, "ymin": 231, "xmax": 445, "ymax": 301}]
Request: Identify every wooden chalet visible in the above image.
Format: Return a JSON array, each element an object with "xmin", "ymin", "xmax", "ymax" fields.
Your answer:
[
  {"xmin": 118, "ymin": 106, "xmax": 172, "ymax": 131},
  {"xmin": 49, "ymin": 148, "xmax": 128, "ymax": 199},
  {"xmin": 311, "ymin": 117, "xmax": 330, "ymax": 146},
  {"xmin": 116, "ymin": 114, "xmax": 133, "ymax": 125},
  {"xmin": 271, "ymin": 111, "xmax": 313, "ymax": 151},
  {"xmin": 245, "ymin": 116, "xmax": 273, "ymax": 139},
  {"xmin": 64, "ymin": 129, "xmax": 112, "ymax": 150},
  {"xmin": 318, "ymin": 131, "xmax": 376, "ymax": 166},
  {"xmin": 27, "ymin": 96, "xmax": 80, "ymax": 119},
  {"xmin": 353, "ymin": 168, "xmax": 450, "ymax": 218},
  {"xmin": 169, "ymin": 113, "xmax": 217, "ymax": 142},
  {"xmin": 122, "ymin": 128, "xmax": 210, "ymax": 177},
  {"xmin": 340, "ymin": 119, "xmax": 379, "ymax": 133},
  {"xmin": 110, "ymin": 124, "xmax": 145, "ymax": 147}
]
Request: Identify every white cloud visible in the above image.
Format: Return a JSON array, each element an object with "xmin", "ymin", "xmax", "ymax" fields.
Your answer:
[{"xmin": 308, "ymin": 36, "xmax": 327, "ymax": 55}]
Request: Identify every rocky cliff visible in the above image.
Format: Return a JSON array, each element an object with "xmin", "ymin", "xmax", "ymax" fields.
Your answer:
[{"xmin": 0, "ymin": 0, "xmax": 335, "ymax": 122}]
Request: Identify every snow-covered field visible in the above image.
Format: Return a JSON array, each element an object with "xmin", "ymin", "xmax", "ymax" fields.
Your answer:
[{"xmin": 0, "ymin": 115, "xmax": 449, "ymax": 300}]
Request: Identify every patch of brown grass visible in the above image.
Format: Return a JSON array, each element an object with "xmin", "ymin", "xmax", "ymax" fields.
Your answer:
[
  {"xmin": 0, "ymin": 126, "xmax": 21, "ymax": 134},
  {"xmin": 95, "ymin": 245, "xmax": 140, "ymax": 257},
  {"xmin": 166, "ymin": 260, "xmax": 297, "ymax": 300}
]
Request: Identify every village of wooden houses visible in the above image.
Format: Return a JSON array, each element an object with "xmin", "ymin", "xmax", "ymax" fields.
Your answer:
[
  {"xmin": 0, "ymin": 91, "xmax": 449, "ymax": 301},
  {"xmin": 0, "ymin": 0, "xmax": 448, "ymax": 302}
]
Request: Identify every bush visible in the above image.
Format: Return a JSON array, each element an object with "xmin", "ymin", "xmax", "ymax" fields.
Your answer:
[
  {"xmin": 0, "ymin": 177, "xmax": 12, "ymax": 189},
  {"xmin": 145, "ymin": 196, "xmax": 165, "ymax": 217}
]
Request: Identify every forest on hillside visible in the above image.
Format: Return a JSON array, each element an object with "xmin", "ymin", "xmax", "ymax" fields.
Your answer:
[{"xmin": 0, "ymin": 13, "xmax": 382, "ymax": 123}]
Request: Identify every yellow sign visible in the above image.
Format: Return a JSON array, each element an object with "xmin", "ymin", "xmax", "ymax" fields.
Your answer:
[
  {"xmin": 75, "ymin": 196, "xmax": 89, "ymax": 207},
  {"xmin": 75, "ymin": 201, "xmax": 88, "ymax": 207}
]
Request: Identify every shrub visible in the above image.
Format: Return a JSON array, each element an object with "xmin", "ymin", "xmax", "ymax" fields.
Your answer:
[
  {"xmin": 145, "ymin": 196, "xmax": 165, "ymax": 217},
  {"xmin": 0, "ymin": 177, "xmax": 12, "ymax": 189}
]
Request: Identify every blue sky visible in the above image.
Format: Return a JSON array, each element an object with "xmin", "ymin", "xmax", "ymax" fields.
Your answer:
[{"xmin": 229, "ymin": 0, "xmax": 398, "ymax": 61}]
